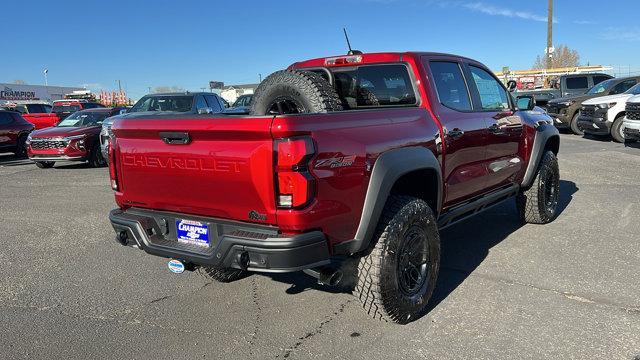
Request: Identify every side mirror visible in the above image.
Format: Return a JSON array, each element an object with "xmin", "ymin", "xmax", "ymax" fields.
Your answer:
[
  {"xmin": 507, "ymin": 80, "xmax": 517, "ymax": 92},
  {"xmin": 516, "ymin": 96, "xmax": 535, "ymax": 111},
  {"xmin": 119, "ymin": 109, "xmax": 127, "ymax": 115},
  {"xmin": 197, "ymin": 107, "xmax": 213, "ymax": 114}
]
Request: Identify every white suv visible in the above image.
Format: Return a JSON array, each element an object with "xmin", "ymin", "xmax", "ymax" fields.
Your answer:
[
  {"xmin": 623, "ymin": 94, "xmax": 640, "ymax": 142},
  {"xmin": 578, "ymin": 84, "xmax": 640, "ymax": 142}
]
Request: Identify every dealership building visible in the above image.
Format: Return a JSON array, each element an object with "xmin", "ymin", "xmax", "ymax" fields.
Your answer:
[{"xmin": 0, "ymin": 83, "xmax": 85, "ymax": 106}]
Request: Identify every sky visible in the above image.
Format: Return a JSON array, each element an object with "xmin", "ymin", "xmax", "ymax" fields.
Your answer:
[{"xmin": 1, "ymin": 0, "xmax": 639, "ymax": 100}]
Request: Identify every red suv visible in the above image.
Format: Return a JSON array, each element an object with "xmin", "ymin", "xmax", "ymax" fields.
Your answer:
[
  {"xmin": 2, "ymin": 102, "xmax": 61, "ymax": 129},
  {"xmin": 27, "ymin": 107, "xmax": 123, "ymax": 168},
  {"xmin": 52, "ymin": 99, "xmax": 104, "ymax": 120},
  {"xmin": 0, "ymin": 110, "xmax": 34, "ymax": 157}
]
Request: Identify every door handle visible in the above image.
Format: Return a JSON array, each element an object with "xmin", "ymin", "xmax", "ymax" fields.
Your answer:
[
  {"xmin": 447, "ymin": 128, "xmax": 464, "ymax": 139},
  {"xmin": 159, "ymin": 131, "xmax": 191, "ymax": 145}
]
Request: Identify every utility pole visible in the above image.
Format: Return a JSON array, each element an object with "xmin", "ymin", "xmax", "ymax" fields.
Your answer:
[
  {"xmin": 148, "ymin": 86, "xmax": 152, "ymax": 94},
  {"xmin": 259, "ymin": 73, "xmax": 262, "ymax": 83},
  {"xmin": 116, "ymin": 80, "xmax": 122, "ymax": 92},
  {"xmin": 546, "ymin": 0, "xmax": 553, "ymax": 70}
]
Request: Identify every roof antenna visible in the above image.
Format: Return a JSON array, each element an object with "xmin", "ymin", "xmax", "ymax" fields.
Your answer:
[{"xmin": 343, "ymin": 28, "xmax": 362, "ymax": 55}]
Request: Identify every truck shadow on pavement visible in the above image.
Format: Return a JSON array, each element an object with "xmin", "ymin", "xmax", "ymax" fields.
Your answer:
[
  {"xmin": 425, "ymin": 179, "xmax": 578, "ymax": 313},
  {"xmin": 266, "ymin": 180, "xmax": 578, "ymax": 317}
]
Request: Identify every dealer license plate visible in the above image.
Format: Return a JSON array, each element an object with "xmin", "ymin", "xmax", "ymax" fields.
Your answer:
[{"xmin": 176, "ymin": 219, "xmax": 210, "ymax": 247}]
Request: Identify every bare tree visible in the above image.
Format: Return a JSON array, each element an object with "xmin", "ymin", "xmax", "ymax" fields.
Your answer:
[
  {"xmin": 533, "ymin": 44, "xmax": 580, "ymax": 69},
  {"xmin": 152, "ymin": 86, "xmax": 185, "ymax": 93},
  {"xmin": 13, "ymin": 80, "xmax": 26, "ymax": 85}
]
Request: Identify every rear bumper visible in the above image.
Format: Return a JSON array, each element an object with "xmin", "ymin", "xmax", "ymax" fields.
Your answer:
[
  {"xmin": 109, "ymin": 208, "xmax": 330, "ymax": 273},
  {"xmin": 577, "ymin": 116, "xmax": 610, "ymax": 135}
]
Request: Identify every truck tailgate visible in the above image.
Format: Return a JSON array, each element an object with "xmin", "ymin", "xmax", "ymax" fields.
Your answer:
[{"xmin": 112, "ymin": 116, "xmax": 277, "ymax": 224}]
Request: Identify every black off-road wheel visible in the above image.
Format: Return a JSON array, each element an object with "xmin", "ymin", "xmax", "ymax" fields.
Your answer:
[
  {"xmin": 610, "ymin": 115, "xmax": 626, "ymax": 143},
  {"xmin": 250, "ymin": 70, "xmax": 342, "ymax": 115},
  {"xmin": 35, "ymin": 161, "xmax": 55, "ymax": 169},
  {"xmin": 88, "ymin": 144, "xmax": 106, "ymax": 168},
  {"xmin": 570, "ymin": 113, "xmax": 583, "ymax": 135},
  {"xmin": 198, "ymin": 266, "xmax": 249, "ymax": 283},
  {"xmin": 13, "ymin": 134, "xmax": 28, "ymax": 158},
  {"xmin": 354, "ymin": 195, "xmax": 440, "ymax": 324},
  {"xmin": 517, "ymin": 151, "xmax": 560, "ymax": 224}
]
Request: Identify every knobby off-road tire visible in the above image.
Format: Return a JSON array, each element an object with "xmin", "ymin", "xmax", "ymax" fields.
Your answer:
[
  {"xmin": 35, "ymin": 161, "xmax": 55, "ymax": 169},
  {"xmin": 517, "ymin": 151, "xmax": 560, "ymax": 224},
  {"xmin": 354, "ymin": 195, "xmax": 440, "ymax": 324},
  {"xmin": 570, "ymin": 113, "xmax": 583, "ymax": 135},
  {"xmin": 610, "ymin": 115, "xmax": 626, "ymax": 143},
  {"xmin": 198, "ymin": 266, "xmax": 249, "ymax": 283},
  {"xmin": 250, "ymin": 70, "xmax": 342, "ymax": 115}
]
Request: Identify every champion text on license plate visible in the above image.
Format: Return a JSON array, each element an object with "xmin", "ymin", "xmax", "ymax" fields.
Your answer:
[{"xmin": 176, "ymin": 219, "xmax": 210, "ymax": 247}]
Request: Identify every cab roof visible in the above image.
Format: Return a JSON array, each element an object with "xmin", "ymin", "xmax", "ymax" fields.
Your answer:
[{"xmin": 290, "ymin": 51, "xmax": 479, "ymax": 69}]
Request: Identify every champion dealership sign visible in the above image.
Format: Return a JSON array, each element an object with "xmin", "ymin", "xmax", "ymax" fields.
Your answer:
[{"xmin": 0, "ymin": 86, "xmax": 37, "ymax": 101}]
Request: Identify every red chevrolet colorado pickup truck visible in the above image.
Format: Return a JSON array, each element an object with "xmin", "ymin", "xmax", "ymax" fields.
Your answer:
[{"xmin": 108, "ymin": 52, "xmax": 560, "ymax": 324}]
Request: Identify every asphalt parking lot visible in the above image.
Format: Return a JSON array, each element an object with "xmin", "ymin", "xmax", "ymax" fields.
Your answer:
[{"xmin": 0, "ymin": 133, "xmax": 639, "ymax": 360}]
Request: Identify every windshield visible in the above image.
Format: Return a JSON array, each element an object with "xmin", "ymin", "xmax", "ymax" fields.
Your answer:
[
  {"xmin": 625, "ymin": 84, "xmax": 640, "ymax": 95},
  {"xmin": 53, "ymin": 105, "xmax": 81, "ymax": 113},
  {"xmin": 587, "ymin": 79, "xmax": 616, "ymax": 95},
  {"xmin": 57, "ymin": 111, "xmax": 109, "ymax": 127},
  {"xmin": 129, "ymin": 95, "xmax": 193, "ymax": 113}
]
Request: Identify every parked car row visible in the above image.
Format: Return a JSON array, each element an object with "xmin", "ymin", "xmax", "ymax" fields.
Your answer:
[{"xmin": 546, "ymin": 76, "xmax": 640, "ymax": 142}]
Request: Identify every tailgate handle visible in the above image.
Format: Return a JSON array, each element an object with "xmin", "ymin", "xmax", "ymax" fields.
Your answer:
[{"xmin": 160, "ymin": 132, "xmax": 190, "ymax": 145}]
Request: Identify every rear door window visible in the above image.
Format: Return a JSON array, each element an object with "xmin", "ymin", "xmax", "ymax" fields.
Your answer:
[
  {"xmin": 565, "ymin": 77, "xmax": 588, "ymax": 89},
  {"xmin": 332, "ymin": 64, "xmax": 417, "ymax": 109},
  {"xmin": 429, "ymin": 61, "xmax": 472, "ymax": 111},
  {"xmin": 468, "ymin": 65, "xmax": 510, "ymax": 111}
]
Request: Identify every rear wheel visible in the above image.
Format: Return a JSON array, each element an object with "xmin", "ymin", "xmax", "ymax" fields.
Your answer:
[
  {"xmin": 517, "ymin": 151, "xmax": 560, "ymax": 224},
  {"xmin": 198, "ymin": 266, "xmax": 249, "ymax": 283},
  {"xmin": 250, "ymin": 70, "xmax": 342, "ymax": 115},
  {"xmin": 354, "ymin": 195, "xmax": 440, "ymax": 324},
  {"xmin": 610, "ymin": 115, "xmax": 626, "ymax": 143},
  {"xmin": 35, "ymin": 161, "xmax": 55, "ymax": 169},
  {"xmin": 570, "ymin": 113, "xmax": 583, "ymax": 135}
]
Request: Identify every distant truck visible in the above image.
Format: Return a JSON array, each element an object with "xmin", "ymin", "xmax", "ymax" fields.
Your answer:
[
  {"xmin": 578, "ymin": 83, "xmax": 640, "ymax": 142},
  {"xmin": 623, "ymin": 96, "xmax": 640, "ymax": 142},
  {"xmin": 509, "ymin": 73, "xmax": 612, "ymax": 103},
  {"xmin": 1, "ymin": 102, "xmax": 61, "ymax": 129}
]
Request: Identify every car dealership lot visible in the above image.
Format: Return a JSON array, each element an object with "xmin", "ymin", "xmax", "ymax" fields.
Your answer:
[{"xmin": 0, "ymin": 134, "xmax": 638, "ymax": 360}]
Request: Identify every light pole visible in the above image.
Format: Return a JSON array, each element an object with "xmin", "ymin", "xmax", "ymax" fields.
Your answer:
[{"xmin": 43, "ymin": 69, "xmax": 48, "ymax": 86}]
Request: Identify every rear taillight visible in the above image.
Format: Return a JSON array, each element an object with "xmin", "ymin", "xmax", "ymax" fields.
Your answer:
[
  {"xmin": 108, "ymin": 138, "xmax": 118, "ymax": 191},
  {"xmin": 275, "ymin": 137, "xmax": 315, "ymax": 208}
]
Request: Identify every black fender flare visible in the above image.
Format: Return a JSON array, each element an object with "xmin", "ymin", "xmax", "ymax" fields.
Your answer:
[
  {"xmin": 335, "ymin": 146, "xmax": 442, "ymax": 255},
  {"xmin": 522, "ymin": 124, "xmax": 560, "ymax": 188}
]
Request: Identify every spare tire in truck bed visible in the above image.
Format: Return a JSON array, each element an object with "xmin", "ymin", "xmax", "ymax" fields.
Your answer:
[{"xmin": 250, "ymin": 70, "xmax": 343, "ymax": 115}]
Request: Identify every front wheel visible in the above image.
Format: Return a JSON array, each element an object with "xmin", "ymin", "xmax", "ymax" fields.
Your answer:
[
  {"xmin": 13, "ymin": 134, "xmax": 28, "ymax": 158},
  {"xmin": 517, "ymin": 151, "xmax": 560, "ymax": 224},
  {"xmin": 610, "ymin": 115, "xmax": 626, "ymax": 143},
  {"xmin": 570, "ymin": 113, "xmax": 584, "ymax": 135},
  {"xmin": 88, "ymin": 144, "xmax": 106, "ymax": 168},
  {"xmin": 35, "ymin": 161, "xmax": 55, "ymax": 169},
  {"xmin": 354, "ymin": 195, "xmax": 440, "ymax": 324}
]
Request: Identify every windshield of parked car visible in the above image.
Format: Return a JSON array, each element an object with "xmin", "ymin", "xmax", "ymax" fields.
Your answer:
[
  {"xmin": 587, "ymin": 79, "xmax": 616, "ymax": 95},
  {"xmin": 624, "ymin": 84, "xmax": 640, "ymax": 95},
  {"xmin": 53, "ymin": 105, "xmax": 81, "ymax": 113},
  {"xmin": 129, "ymin": 95, "xmax": 193, "ymax": 112},
  {"xmin": 233, "ymin": 95, "xmax": 252, "ymax": 107},
  {"xmin": 57, "ymin": 111, "xmax": 109, "ymax": 127}
]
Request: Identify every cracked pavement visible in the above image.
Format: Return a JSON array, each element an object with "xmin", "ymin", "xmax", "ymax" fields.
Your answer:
[{"xmin": 0, "ymin": 134, "xmax": 639, "ymax": 359}]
